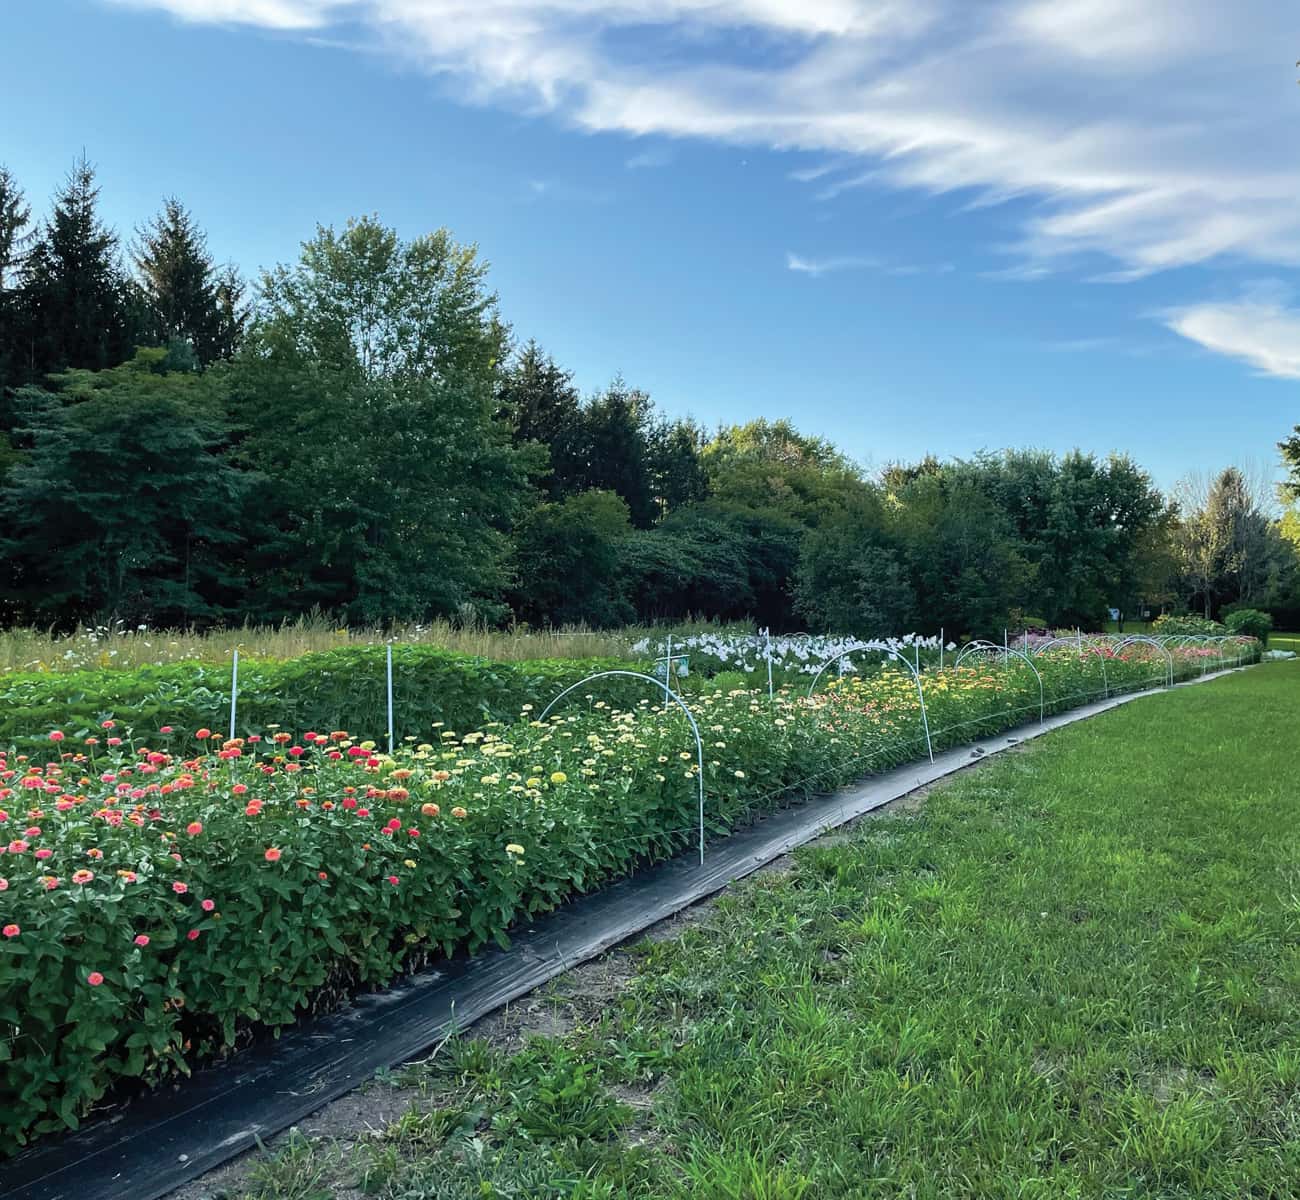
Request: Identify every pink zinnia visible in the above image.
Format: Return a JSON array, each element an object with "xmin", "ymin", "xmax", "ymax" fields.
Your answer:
[
  {"xmin": 172, "ymin": 880, "xmax": 188, "ymax": 894},
  {"xmin": 2, "ymin": 923, "xmax": 18, "ymax": 938},
  {"xmin": 264, "ymin": 847, "xmax": 281, "ymax": 862},
  {"xmin": 86, "ymin": 971, "xmax": 104, "ymax": 986},
  {"xmin": 133, "ymin": 934, "xmax": 150, "ymax": 947},
  {"xmin": 48, "ymin": 731, "xmax": 64, "ymax": 742},
  {"xmin": 186, "ymin": 928, "xmax": 200, "ymax": 941},
  {"xmin": 201, "ymin": 898, "xmax": 215, "ymax": 912}
]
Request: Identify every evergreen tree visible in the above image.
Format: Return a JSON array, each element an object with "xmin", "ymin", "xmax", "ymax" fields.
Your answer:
[
  {"xmin": 0, "ymin": 165, "xmax": 34, "ymax": 400},
  {"xmin": 133, "ymin": 198, "xmax": 243, "ymax": 364},
  {"xmin": 0, "ymin": 166, "xmax": 32, "ymax": 291},
  {"xmin": 17, "ymin": 156, "xmax": 140, "ymax": 381},
  {"xmin": 496, "ymin": 341, "xmax": 586, "ymax": 498},
  {"xmin": 580, "ymin": 378, "xmax": 657, "ymax": 527}
]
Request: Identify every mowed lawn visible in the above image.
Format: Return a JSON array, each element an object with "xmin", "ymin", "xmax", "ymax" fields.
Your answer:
[{"xmin": 239, "ymin": 663, "xmax": 1300, "ymax": 1200}]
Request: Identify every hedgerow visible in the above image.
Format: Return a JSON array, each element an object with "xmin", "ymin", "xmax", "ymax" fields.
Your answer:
[{"xmin": 0, "ymin": 642, "xmax": 1256, "ymax": 1148}]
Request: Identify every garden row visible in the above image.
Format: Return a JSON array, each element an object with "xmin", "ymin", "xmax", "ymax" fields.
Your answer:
[{"xmin": 0, "ymin": 641, "xmax": 1257, "ymax": 1148}]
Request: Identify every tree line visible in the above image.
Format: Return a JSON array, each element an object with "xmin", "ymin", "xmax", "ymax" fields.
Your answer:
[{"xmin": 1, "ymin": 157, "xmax": 1298, "ymax": 638}]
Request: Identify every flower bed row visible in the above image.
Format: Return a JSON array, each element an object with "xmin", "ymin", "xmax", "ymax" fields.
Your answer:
[
  {"xmin": 0, "ymin": 647, "xmax": 653, "ymax": 758},
  {"xmin": 0, "ymin": 641, "xmax": 1254, "ymax": 1148}
]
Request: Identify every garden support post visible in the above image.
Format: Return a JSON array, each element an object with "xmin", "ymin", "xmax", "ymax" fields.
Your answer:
[
  {"xmin": 229, "ymin": 649, "xmax": 239, "ymax": 741},
  {"xmin": 386, "ymin": 644, "xmax": 395, "ymax": 755}
]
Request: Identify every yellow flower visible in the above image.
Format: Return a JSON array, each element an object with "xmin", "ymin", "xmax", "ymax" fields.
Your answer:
[
  {"xmin": 403, "ymin": 858, "xmax": 417, "ymax": 869},
  {"xmin": 505, "ymin": 843, "xmax": 525, "ymax": 856},
  {"xmin": 526, "ymin": 777, "xmax": 541, "ymax": 788},
  {"xmin": 550, "ymin": 771, "xmax": 568, "ymax": 785}
]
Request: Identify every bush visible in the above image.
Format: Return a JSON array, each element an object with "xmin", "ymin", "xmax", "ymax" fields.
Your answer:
[
  {"xmin": 1224, "ymin": 608, "xmax": 1272, "ymax": 642},
  {"xmin": 1151, "ymin": 614, "xmax": 1225, "ymax": 637},
  {"xmin": 0, "ymin": 647, "xmax": 647, "ymax": 757}
]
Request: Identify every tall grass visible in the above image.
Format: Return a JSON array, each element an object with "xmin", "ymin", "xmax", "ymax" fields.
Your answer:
[{"xmin": 0, "ymin": 616, "xmax": 761, "ymax": 674}]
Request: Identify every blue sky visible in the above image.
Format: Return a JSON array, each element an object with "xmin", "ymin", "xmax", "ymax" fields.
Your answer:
[{"xmin": 3, "ymin": 0, "xmax": 1299, "ymax": 488}]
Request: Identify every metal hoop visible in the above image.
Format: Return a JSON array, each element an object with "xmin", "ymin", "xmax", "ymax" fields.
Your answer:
[
  {"xmin": 805, "ymin": 642, "xmax": 933, "ymax": 762},
  {"xmin": 1031, "ymin": 636, "xmax": 1110, "ymax": 700},
  {"xmin": 538, "ymin": 670, "xmax": 708, "ymax": 865},
  {"xmin": 953, "ymin": 641, "xmax": 1046, "ymax": 724},
  {"xmin": 1112, "ymin": 635, "xmax": 1175, "ymax": 686}
]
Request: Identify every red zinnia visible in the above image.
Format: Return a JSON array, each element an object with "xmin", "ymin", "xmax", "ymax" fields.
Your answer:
[
  {"xmin": 264, "ymin": 847, "xmax": 281, "ymax": 862},
  {"xmin": 48, "ymin": 731, "xmax": 64, "ymax": 743},
  {"xmin": 186, "ymin": 929, "xmax": 201, "ymax": 941},
  {"xmin": 2, "ymin": 923, "xmax": 18, "ymax": 938},
  {"xmin": 186, "ymin": 821, "xmax": 203, "ymax": 836}
]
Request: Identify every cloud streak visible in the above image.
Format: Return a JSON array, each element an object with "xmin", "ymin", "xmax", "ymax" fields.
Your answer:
[
  {"xmin": 109, "ymin": 0, "xmax": 1300, "ymax": 279},
  {"xmin": 1165, "ymin": 295, "xmax": 1300, "ymax": 379}
]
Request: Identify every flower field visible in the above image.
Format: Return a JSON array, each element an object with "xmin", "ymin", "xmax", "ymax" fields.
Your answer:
[{"xmin": 0, "ymin": 639, "xmax": 1257, "ymax": 1149}]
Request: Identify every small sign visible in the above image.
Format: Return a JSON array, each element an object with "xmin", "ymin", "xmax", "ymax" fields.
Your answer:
[{"xmin": 1108, "ymin": 608, "xmax": 1120, "ymax": 621}]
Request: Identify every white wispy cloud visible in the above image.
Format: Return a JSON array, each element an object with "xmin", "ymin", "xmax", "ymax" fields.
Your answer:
[
  {"xmin": 1165, "ymin": 291, "xmax": 1300, "ymax": 379},
  {"xmin": 108, "ymin": 0, "xmax": 1300, "ymax": 278},
  {"xmin": 786, "ymin": 251, "xmax": 952, "ymax": 277},
  {"xmin": 786, "ymin": 252, "xmax": 881, "ymax": 276},
  {"xmin": 625, "ymin": 146, "xmax": 674, "ymax": 169}
]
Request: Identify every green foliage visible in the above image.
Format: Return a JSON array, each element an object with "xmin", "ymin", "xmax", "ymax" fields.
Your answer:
[
  {"xmin": 10, "ymin": 157, "xmax": 142, "ymax": 385},
  {"xmin": 1223, "ymin": 607, "xmax": 1272, "ymax": 641},
  {"xmin": 1151, "ymin": 613, "xmax": 1226, "ymax": 636},
  {"xmin": 0, "ymin": 350, "xmax": 248, "ymax": 625},
  {"xmin": 227, "ymin": 216, "xmax": 530, "ymax": 625},
  {"xmin": 512, "ymin": 491, "xmax": 634, "ymax": 628},
  {"xmin": 0, "ymin": 646, "xmax": 644, "ymax": 756},
  {"xmin": 0, "ymin": 642, "xmax": 1257, "ymax": 1148},
  {"xmin": 132, "ymin": 198, "xmax": 244, "ymax": 364}
]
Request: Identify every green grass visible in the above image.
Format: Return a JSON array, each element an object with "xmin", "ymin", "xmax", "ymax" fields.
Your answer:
[{"xmin": 235, "ymin": 662, "xmax": 1300, "ymax": 1200}]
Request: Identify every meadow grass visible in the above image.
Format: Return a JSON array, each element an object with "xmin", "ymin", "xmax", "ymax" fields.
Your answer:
[
  {"xmin": 0, "ymin": 617, "xmax": 643, "ymax": 673},
  {"xmin": 234, "ymin": 660, "xmax": 1300, "ymax": 1200}
]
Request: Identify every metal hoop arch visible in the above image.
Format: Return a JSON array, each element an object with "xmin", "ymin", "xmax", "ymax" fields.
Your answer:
[
  {"xmin": 538, "ymin": 670, "xmax": 708, "ymax": 865},
  {"xmin": 1031, "ymin": 635, "xmax": 1110, "ymax": 700},
  {"xmin": 805, "ymin": 643, "xmax": 934, "ymax": 762},
  {"xmin": 1112, "ymin": 635, "xmax": 1175, "ymax": 687},
  {"xmin": 953, "ymin": 640, "xmax": 1046, "ymax": 724}
]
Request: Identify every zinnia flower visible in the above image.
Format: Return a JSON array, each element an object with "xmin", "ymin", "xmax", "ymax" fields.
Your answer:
[
  {"xmin": 172, "ymin": 881, "xmax": 188, "ymax": 894},
  {"xmin": 72, "ymin": 869, "xmax": 94, "ymax": 884},
  {"xmin": 2, "ymin": 924, "xmax": 18, "ymax": 938},
  {"xmin": 550, "ymin": 771, "xmax": 567, "ymax": 785},
  {"xmin": 86, "ymin": 971, "xmax": 104, "ymax": 986},
  {"xmin": 186, "ymin": 929, "xmax": 201, "ymax": 941},
  {"xmin": 186, "ymin": 821, "xmax": 203, "ymax": 836},
  {"xmin": 505, "ymin": 843, "xmax": 525, "ymax": 856},
  {"xmin": 201, "ymin": 898, "xmax": 215, "ymax": 912},
  {"xmin": 264, "ymin": 847, "xmax": 281, "ymax": 862},
  {"xmin": 133, "ymin": 934, "xmax": 150, "ymax": 947},
  {"xmin": 48, "ymin": 731, "xmax": 64, "ymax": 742}
]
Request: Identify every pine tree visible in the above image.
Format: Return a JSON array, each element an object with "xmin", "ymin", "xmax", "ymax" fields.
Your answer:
[
  {"xmin": 0, "ymin": 165, "xmax": 34, "ymax": 397},
  {"xmin": 0, "ymin": 166, "xmax": 32, "ymax": 290},
  {"xmin": 18, "ymin": 156, "xmax": 140, "ymax": 380},
  {"xmin": 133, "ymin": 198, "xmax": 243, "ymax": 364}
]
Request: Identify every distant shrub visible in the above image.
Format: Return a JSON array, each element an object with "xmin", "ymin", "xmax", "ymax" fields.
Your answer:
[
  {"xmin": 1151, "ymin": 614, "xmax": 1225, "ymax": 637},
  {"xmin": 1224, "ymin": 609, "xmax": 1272, "ymax": 642}
]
